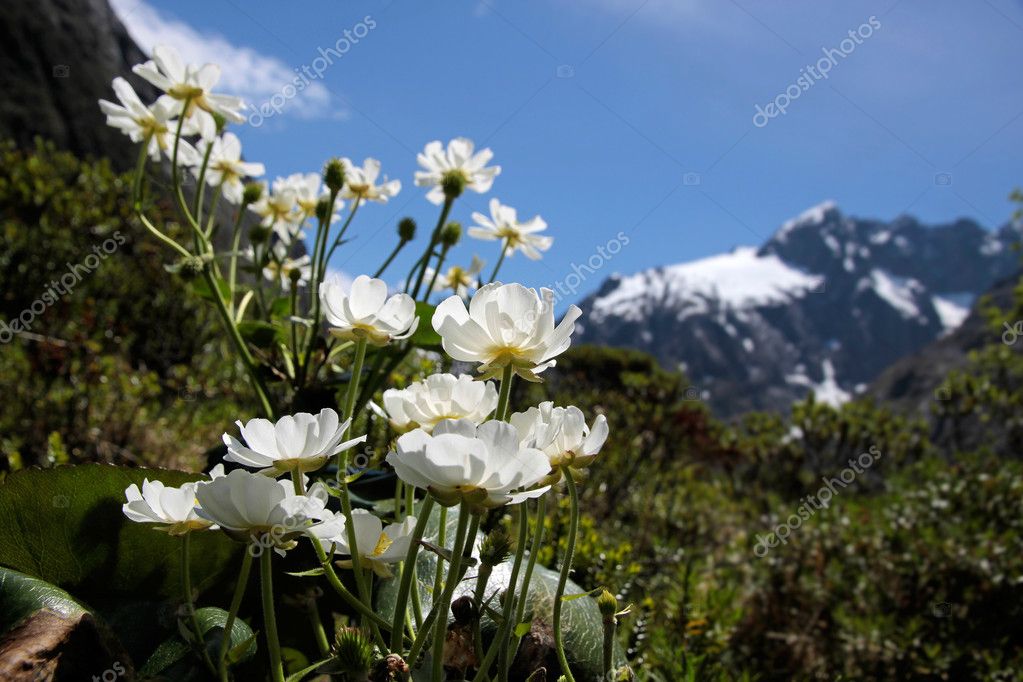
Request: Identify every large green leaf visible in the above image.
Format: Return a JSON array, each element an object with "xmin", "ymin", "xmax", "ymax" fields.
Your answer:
[
  {"xmin": 375, "ymin": 503, "xmax": 624, "ymax": 679},
  {"xmin": 0, "ymin": 568, "xmax": 129, "ymax": 679},
  {"xmin": 0, "ymin": 464, "xmax": 239, "ymax": 600},
  {"xmin": 0, "ymin": 567, "xmax": 87, "ymax": 634},
  {"xmin": 138, "ymin": 606, "xmax": 257, "ymax": 678}
]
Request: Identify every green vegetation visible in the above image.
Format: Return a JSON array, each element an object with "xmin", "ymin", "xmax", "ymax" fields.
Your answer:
[{"xmin": 0, "ymin": 142, "xmax": 1020, "ymax": 679}]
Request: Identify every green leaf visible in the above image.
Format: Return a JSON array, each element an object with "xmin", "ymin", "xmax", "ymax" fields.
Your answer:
[
  {"xmin": 0, "ymin": 568, "xmax": 128, "ymax": 674},
  {"xmin": 138, "ymin": 636, "xmax": 190, "ymax": 677},
  {"xmin": 195, "ymin": 606, "xmax": 257, "ymax": 663},
  {"xmin": 285, "ymin": 567, "xmax": 326, "ymax": 578},
  {"xmin": 190, "ymin": 275, "xmax": 231, "ymax": 303},
  {"xmin": 0, "ymin": 464, "xmax": 239, "ymax": 601},
  {"xmin": 237, "ymin": 320, "xmax": 281, "ymax": 348},
  {"xmin": 270, "ymin": 296, "xmax": 292, "ymax": 320},
  {"xmin": 409, "ymin": 302, "xmax": 442, "ymax": 348},
  {"xmin": 0, "ymin": 567, "xmax": 87, "ymax": 634},
  {"xmin": 374, "ymin": 503, "xmax": 625, "ymax": 679}
]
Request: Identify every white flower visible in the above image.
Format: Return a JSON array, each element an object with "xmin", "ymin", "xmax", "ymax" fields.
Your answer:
[
  {"xmin": 432, "ymin": 283, "xmax": 581, "ymax": 381},
  {"xmin": 426, "ymin": 256, "xmax": 485, "ymax": 299},
  {"xmin": 122, "ymin": 465, "xmax": 225, "ymax": 535},
  {"xmin": 386, "ymin": 419, "xmax": 550, "ymax": 510},
  {"xmin": 123, "ymin": 479, "xmax": 209, "ymax": 535},
  {"xmin": 469, "ymin": 199, "xmax": 552, "ymax": 260},
  {"xmin": 279, "ymin": 172, "xmax": 328, "ymax": 221},
  {"xmin": 511, "ymin": 402, "xmax": 608, "ymax": 478},
  {"xmin": 223, "ymin": 408, "xmax": 366, "ymax": 475},
  {"xmin": 340, "ymin": 158, "xmax": 401, "ymax": 203},
  {"xmin": 310, "ymin": 510, "xmax": 418, "ymax": 577},
  {"xmin": 250, "ymin": 180, "xmax": 303, "ymax": 244},
  {"xmin": 195, "ymin": 469, "xmax": 329, "ymax": 553},
  {"xmin": 321, "ymin": 275, "xmax": 419, "ymax": 346},
  {"xmin": 259, "ymin": 242, "xmax": 311, "ymax": 290},
  {"xmin": 195, "ymin": 132, "xmax": 264, "ymax": 203},
  {"xmin": 133, "ymin": 45, "xmax": 246, "ymax": 140},
  {"xmin": 99, "ymin": 77, "xmax": 199, "ymax": 163},
  {"xmin": 377, "ymin": 373, "xmax": 499, "ymax": 433},
  {"xmin": 414, "ymin": 137, "xmax": 501, "ymax": 205}
]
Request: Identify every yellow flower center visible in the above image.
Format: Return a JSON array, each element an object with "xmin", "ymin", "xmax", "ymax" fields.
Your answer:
[{"xmin": 372, "ymin": 532, "xmax": 393, "ymax": 557}]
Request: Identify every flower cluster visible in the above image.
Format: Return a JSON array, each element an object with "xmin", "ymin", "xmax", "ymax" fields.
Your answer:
[{"xmin": 108, "ymin": 44, "xmax": 606, "ymax": 682}]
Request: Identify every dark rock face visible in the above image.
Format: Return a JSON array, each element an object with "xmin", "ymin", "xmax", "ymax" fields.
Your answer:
[
  {"xmin": 0, "ymin": 0, "xmax": 157, "ymax": 170},
  {"xmin": 576, "ymin": 202, "xmax": 1021, "ymax": 416},
  {"xmin": 866, "ymin": 274, "xmax": 1019, "ymax": 416}
]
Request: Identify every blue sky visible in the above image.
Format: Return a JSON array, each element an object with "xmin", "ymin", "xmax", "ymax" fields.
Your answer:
[{"xmin": 113, "ymin": 0, "xmax": 1023, "ymax": 306}]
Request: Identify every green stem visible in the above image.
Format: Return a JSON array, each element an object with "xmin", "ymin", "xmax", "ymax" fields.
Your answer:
[
  {"xmin": 487, "ymin": 243, "xmax": 509, "ymax": 284},
  {"xmin": 290, "ymin": 284, "xmax": 300, "ymax": 381},
  {"xmin": 553, "ymin": 469, "xmax": 580, "ymax": 682},
  {"xmin": 131, "ymin": 142, "xmax": 149, "ymax": 210},
  {"xmin": 170, "ymin": 99, "xmax": 202, "ymax": 238},
  {"xmin": 182, "ymin": 534, "xmax": 216, "ymax": 675},
  {"xmin": 323, "ymin": 197, "xmax": 362, "ymax": 266},
  {"xmin": 431, "ymin": 503, "xmax": 471, "ymax": 682},
  {"xmin": 342, "ymin": 338, "xmax": 368, "ymax": 423},
  {"xmin": 496, "ymin": 504, "xmax": 529, "ymax": 681},
  {"xmin": 514, "ymin": 496, "xmax": 546, "ymax": 628},
  {"xmin": 373, "ymin": 238, "xmax": 409, "ymax": 279},
  {"xmin": 193, "ymin": 136, "xmax": 214, "ymax": 222},
  {"xmin": 204, "ymin": 188, "xmax": 222, "ymax": 240},
  {"xmin": 390, "ymin": 495, "xmax": 435, "ymax": 650},
  {"xmin": 411, "ymin": 196, "xmax": 454, "ymax": 299},
  {"xmin": 424, "ymin": 245, "xmax": 449, "ymax": 300},
  {"xmin": 227, "ymin": 205, "xmax": 248, "ymax": 316},
  {"xmin": 259, "ymin": 548, "xmax": 285, "ymax": 682},
  {"xmin": 202, "ymin": 266, "xmax": 274, "ymax": 418},
  {"xmin": 602, "ymin": 612, "xmax": 616, "ymax": 680},
  {"xmin": 495, "ymin": 365, "xmax": 514, "ymax": 421},
  {"xmin": 336, "ymin": 339, "xmax": 374, "ymax": 630},
  {"xmin": 218, "ymin": 550, "xmax": 254, "ymax": 682},
  {"xmin": 433, "ymin": 507, "xmax": 448, "ymax": 602},
  {"xmin": 307, "ymin": 601, "xmax": 331, "ymax": 658},
  {"xmin": 315, "ymin": 539, "xmax": 396, "ymax": 639},
  {"xmin": 138, "ymin": 213, "xmax": 192, "ymax": 259}
]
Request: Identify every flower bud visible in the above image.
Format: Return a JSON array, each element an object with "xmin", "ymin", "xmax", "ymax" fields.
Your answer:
[
  {"xmin": 397, "ymin": 217, "xmax": 417, "ymax": 242},
  {"xmin": 249, "ymin": 224, "xmax": 272, "ymax": 244},
  {"xmin": 596, "ymin": 589, "xmax": 618, "ymax": 620},
  {"xmin": 242, "ymin": 182, "xmax": 263, "ymax": 205},
  {"xmin": 440, "ymin": 221, "xmax": 462, "ymax": 248},
  {"xmin": 480, "ymin": 526, "xmax": 514, "ymax": 568},
  {"xmin": 332, "ymin": 627, "xmax": 373, "ymax": 677},
  {"xmin": 441, "ymin": 170, "xmax": 466, "ymax": 199},
  {"xmin": 324, "ymin": 158, "xmax": 346, "ymax": 194},
  {"xmin": 177, "ymin": 255, "xmax": 205, "ymax": 281},
  {"xmin": 315, "ymin": 196, "xmax": 333, "ymax": 223},
  {"xmin": 288, "ymin": 267, "xmax": 303, "ymax": 284}
]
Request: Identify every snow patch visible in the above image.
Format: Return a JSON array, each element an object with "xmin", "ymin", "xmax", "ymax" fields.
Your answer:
[
  {"xmin": 589, "ymin": 247, "xmax": 824, "ymax": 323},
  {"xmin": 786, "ymin": 359, "xmax": 851, "ymax": 407},
  {"xmin": 932, "ymin": 293, "xmax": 973, "ymax": 330},
  {"xmin": 774, "ymin": 200, "xmax": 839, "ymax": 242},
  {"xmin": 865, "ymin": 269, "xmax": 925, "ymax": 320}
]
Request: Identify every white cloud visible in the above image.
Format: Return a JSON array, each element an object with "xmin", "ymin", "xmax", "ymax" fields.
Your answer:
[{"xmin": 110, "ymin": 0, "xmax": 339, "ymax": 121}]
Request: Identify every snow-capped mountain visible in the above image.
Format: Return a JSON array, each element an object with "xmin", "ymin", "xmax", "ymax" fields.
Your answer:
[{"xmin": 575, "ymin": 201, "xmax": 1021, "ymax": 416}]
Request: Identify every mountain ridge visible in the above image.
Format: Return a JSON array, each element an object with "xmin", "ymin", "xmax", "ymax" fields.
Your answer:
[{"xmin": 575, "ymin": 202, "xmax": 1020, "ymax": 416}]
